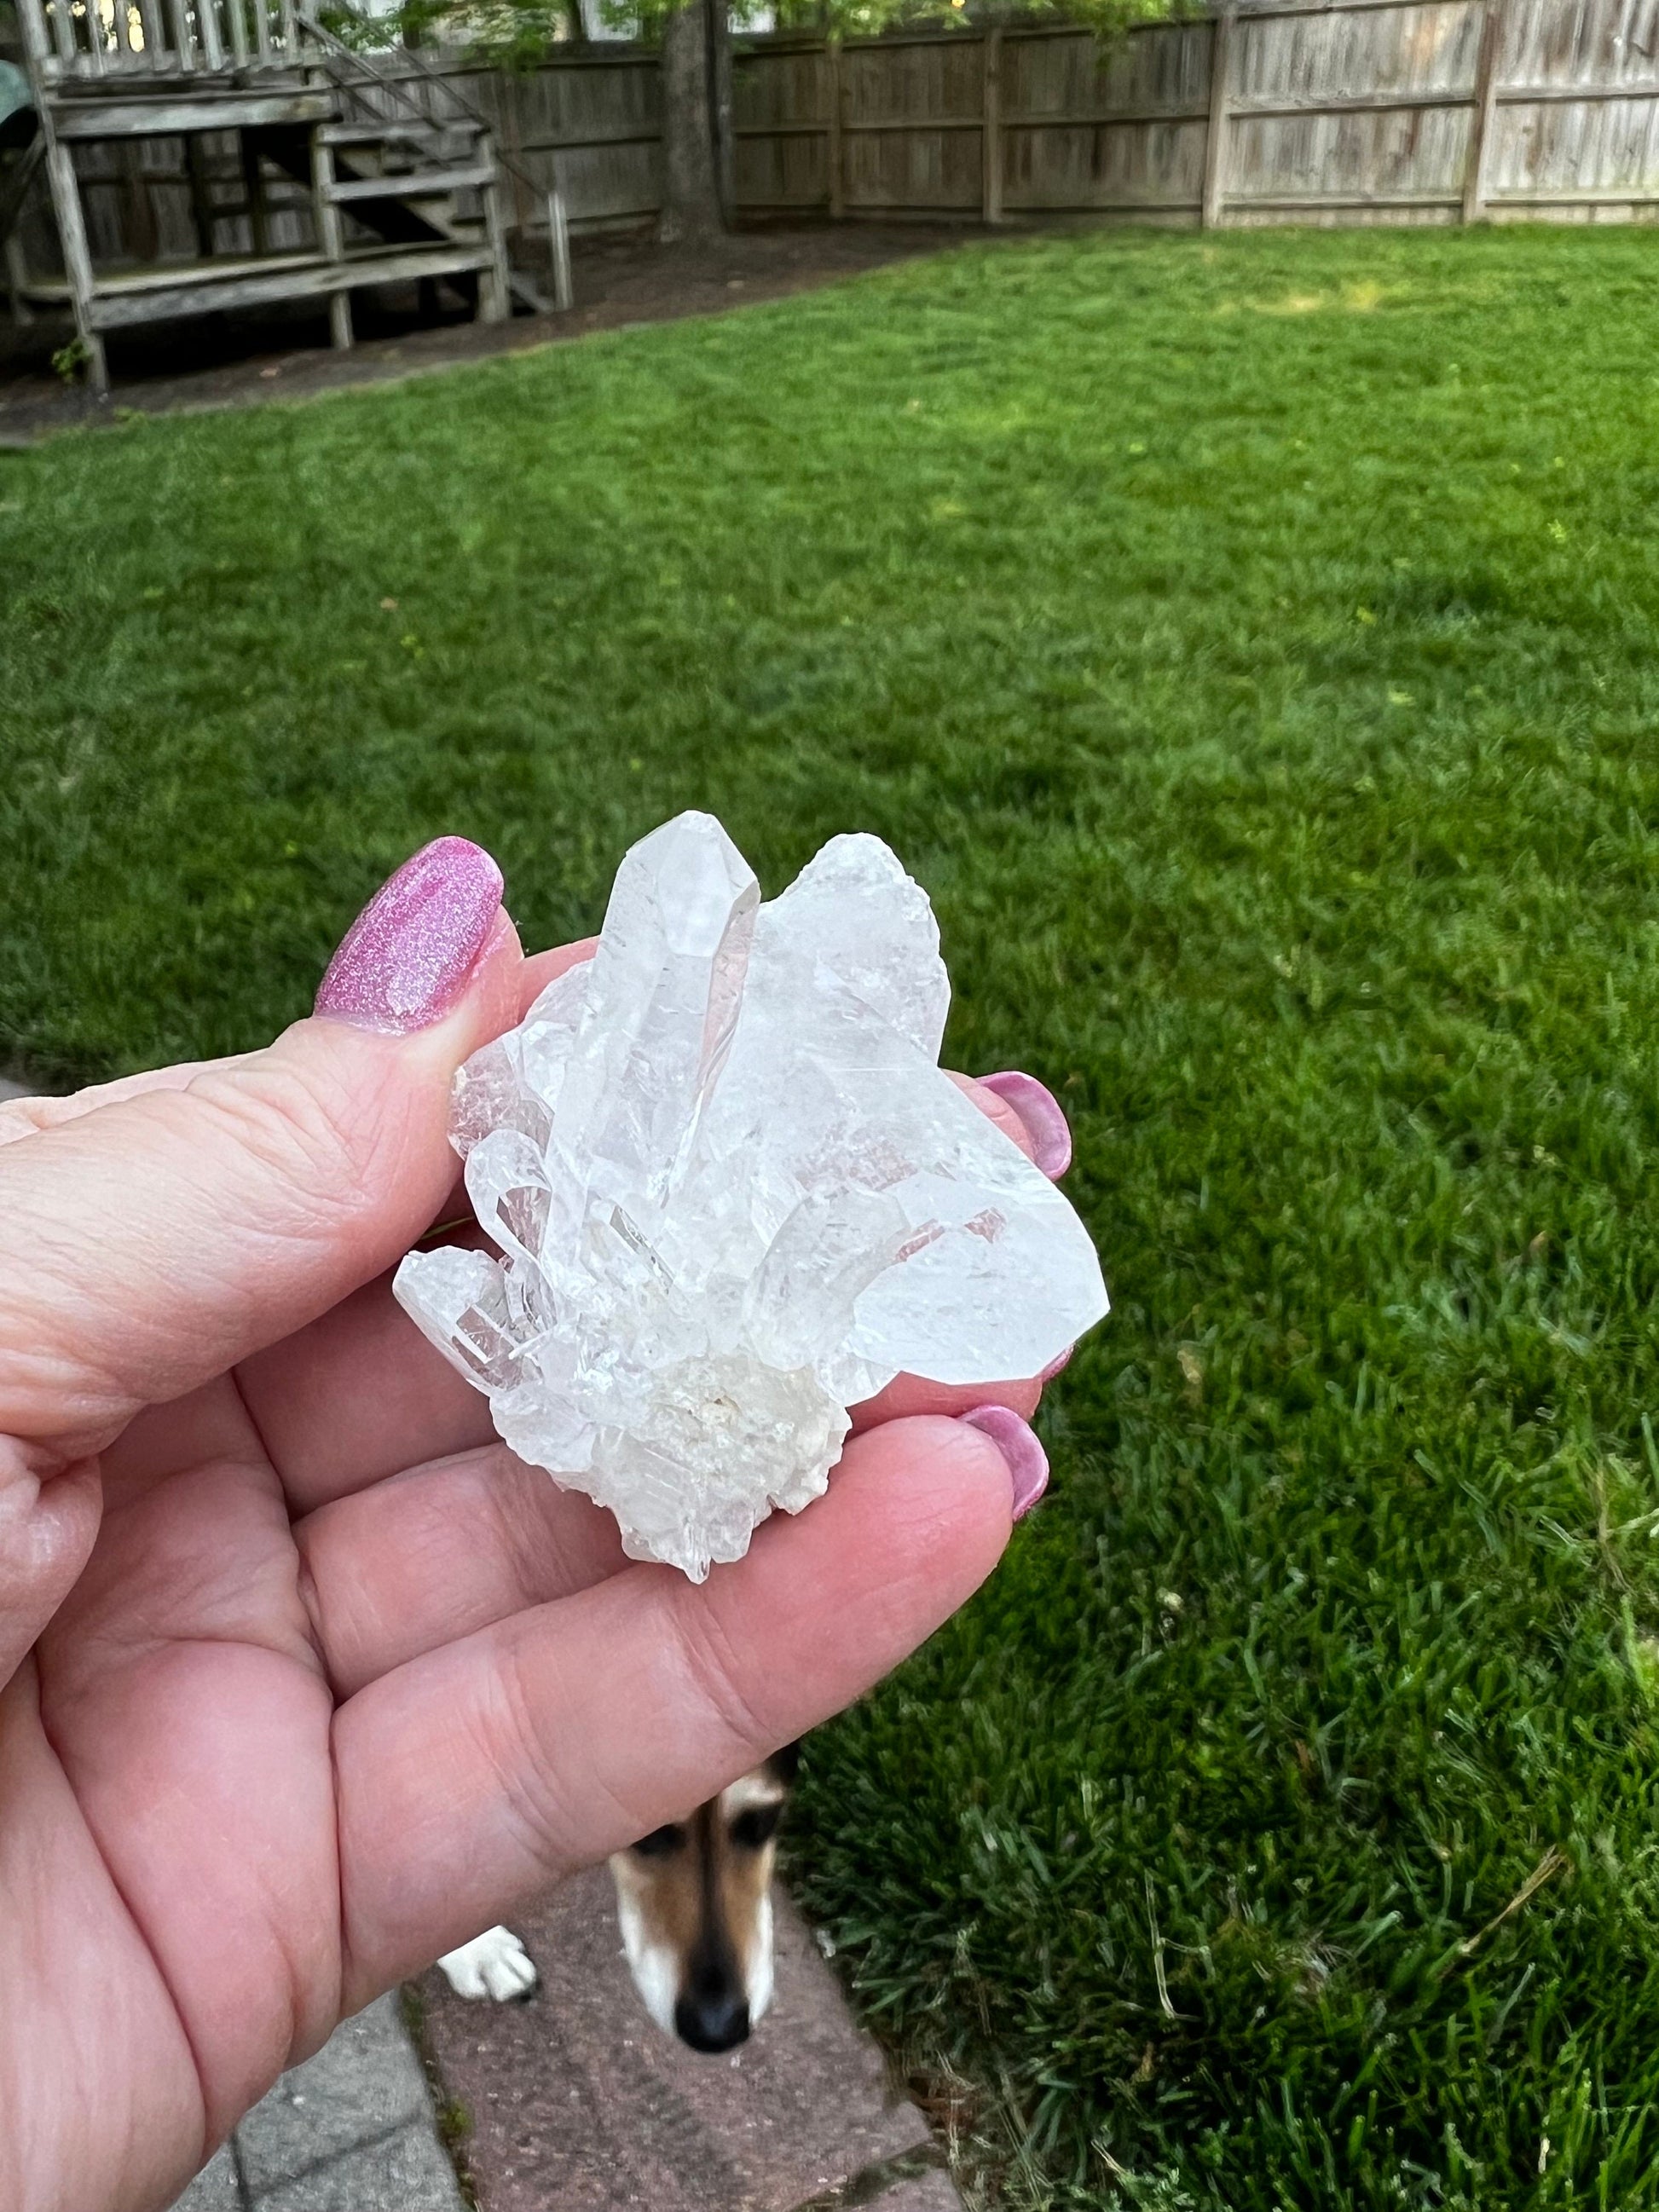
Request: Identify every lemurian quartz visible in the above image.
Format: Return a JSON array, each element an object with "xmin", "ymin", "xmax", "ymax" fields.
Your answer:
[{"xmin": 394, "ymin": 812, "xmax": 1108, "ymax": 1580}]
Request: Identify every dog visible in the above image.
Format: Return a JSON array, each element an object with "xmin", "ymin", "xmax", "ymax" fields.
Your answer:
[{"xmin": 436, "ymin": 1743, "xmax": 800, "ymax": 2053}]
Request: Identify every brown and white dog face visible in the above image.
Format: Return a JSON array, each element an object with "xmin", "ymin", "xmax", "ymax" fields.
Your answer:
[{"xmin": 608, "ymin": 1743, "xmax": 799, "ymax": 2053}]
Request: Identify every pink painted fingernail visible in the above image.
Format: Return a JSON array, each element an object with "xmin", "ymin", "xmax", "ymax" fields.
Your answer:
[
  {"xmin": 957, "ymin": 1405, "xmax": 1049, "ymax": 1522},
  {"xmin": 978, "ymin": 1071, "xmax": 1072, "ymax": 1179},
  {"xmin": 315, "ymin": 837, "xmax": 504, "ymax": 1035},
  {"xmin": 1039, "ymin": 1344, "xmax": 1074, "ymax": 1383}
]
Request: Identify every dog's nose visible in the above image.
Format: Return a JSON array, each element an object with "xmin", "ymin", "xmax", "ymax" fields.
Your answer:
[{"xmin": 673, "ymin": 1987, "xmax": 750, "ymax": 2053}]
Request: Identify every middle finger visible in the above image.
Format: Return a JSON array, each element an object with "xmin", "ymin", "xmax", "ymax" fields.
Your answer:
[{"xmin": 296, "ymin": 1439, "xmax": 627, "ymax": 1697}]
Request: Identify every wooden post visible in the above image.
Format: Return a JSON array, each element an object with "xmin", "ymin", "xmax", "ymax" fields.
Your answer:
[
  {"xmin": 478, "ymin": 130, "xmax": 510, "ymax": 324},
  {"xmin": 546, "ymin": 181, "xmax": 573, "ymax": 311},
  {"xmin": 83, "ymin": 0, "xmax": 107, "ymax": 77},
  {"xmin": 43, "ymin": 135, "xmax": 107, "ymax": 394},
  {"xmin": 309, "ymin": 125, "xmax": 351, "ymax": 349},
  {"xmin": 826, "ymin": 34, "xmax": 842, "ymax": 220},
  {"xmin": 197, "ymin": 0, "xmax": 225, "ymax": 72},
  {"xmin": 501, "ymin": 71, "xmax": 531, "ymax": 241},
  {"xmin": 137, "ymin": 0, "xmax": 167, "ymax": 63},
  {"xmin": 14, "ymin": 0, "xmax": 56, "ymax": 78},
  {"xmin": 48, "ymin": 0, "xmax": 78, "ymax": 71},
  {"xmin": 1201, "ymin": 2, "xmax": 1235, "ymax": 229},
  {"xmin": 166, "ymin": 0, "xmax": 196, "ymax": 71},
  {"xmin": 1462, "ymin": 0, "xmax": 1503, "ymax": 223},
  {"xmin": 982, "ymin": 23, "xmax": 1003, "ymax": 227}
]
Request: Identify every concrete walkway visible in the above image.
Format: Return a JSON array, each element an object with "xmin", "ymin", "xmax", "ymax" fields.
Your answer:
[
  {"xmin": 165, "ymin": 1878, "xmax": 961, "ymax": 2212},
  {"xmin": 417, "ymin": 1868, "xmax": 961, "ymax": 2212},
  {"xmin": 167, "ymin": 1998, "xmax": 465, "ymax": 2212}
]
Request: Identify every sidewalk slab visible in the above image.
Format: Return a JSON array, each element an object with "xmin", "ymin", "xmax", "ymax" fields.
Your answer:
[
  {"xmin": 234, "ymin": 1995, "xmax": 434, "ymax": 2192},
  {"xmin": 418, "ymin": 1867, "xmax": 958, "ymax": 2212},
  {"xmin": 253, "ymin": 2118, "xmax": 465, "ymax": 2212},
  {"xmin": 168, "ymin": 2148, "xmax": 241, "ymax": 2211},
  {"xmin": 165, "ymin": 1998, "xmax": 465, "ymax": 2212}
]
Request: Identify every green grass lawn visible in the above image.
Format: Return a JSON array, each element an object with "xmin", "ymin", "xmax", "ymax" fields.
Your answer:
[{"xmin": 9, "ymin": 221, "xmax": 1659, "ymax": 2210}]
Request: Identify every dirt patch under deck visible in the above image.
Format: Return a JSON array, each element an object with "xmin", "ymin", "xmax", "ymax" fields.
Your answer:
[{"xmin": 0, "ymin": 219, "xmax": 991, "ymax": 442}]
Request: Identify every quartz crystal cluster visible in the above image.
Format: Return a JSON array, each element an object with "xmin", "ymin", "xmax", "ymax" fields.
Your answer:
[{"xmin": 394, "ymin": 813, "xmax": 1108, "ymax": 1579}]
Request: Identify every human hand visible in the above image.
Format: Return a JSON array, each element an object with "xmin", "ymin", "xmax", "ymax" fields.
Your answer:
[{"xmin": 0, "ymin": 839, "xmax": 1061, "ymax": 2212}]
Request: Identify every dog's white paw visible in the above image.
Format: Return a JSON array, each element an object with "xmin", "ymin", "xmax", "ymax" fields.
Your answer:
[{"xmin": 436, "ymin": 1926, "xmax": 540, "ymax": 2002}]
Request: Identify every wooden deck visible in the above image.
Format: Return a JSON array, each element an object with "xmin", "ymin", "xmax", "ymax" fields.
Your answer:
[
  {"xmin": 4, "ymin": 0, "xmax": 524, "ymax": 393},
  {"xmin": 16, "ymin": 237, "xmax": 496, "ymax": 327}
]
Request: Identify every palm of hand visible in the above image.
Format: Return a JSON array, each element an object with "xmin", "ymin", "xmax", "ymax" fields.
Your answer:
[
  {"xmin": 8, "ymin": 1252, "xmax": 1019, "ymax": 2212},
  {"xmin": 1, "ymin": 967, "xmax": 1028, "ymax": 2212}
]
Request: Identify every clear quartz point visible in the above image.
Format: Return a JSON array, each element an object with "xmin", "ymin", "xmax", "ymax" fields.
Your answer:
[{"xmin": 395, "ymin": 811, "xmax": 1108, "ymax": 1580}]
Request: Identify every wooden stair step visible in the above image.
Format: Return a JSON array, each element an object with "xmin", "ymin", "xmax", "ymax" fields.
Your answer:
[
  {"xmin": 317, "ymin": 121, "xmax": 453, "ymax": 147},
  {"xmin": 51, "ymin": 89, "xmax": 336, "ymax": 138},
  {"xmin": 326, "ymin": 163, "xmax": 493, "ymax": 202}
]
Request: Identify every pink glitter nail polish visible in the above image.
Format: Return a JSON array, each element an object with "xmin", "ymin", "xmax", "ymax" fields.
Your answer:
[
  {"xmin": 315, "ymin": 837, "xmax": 503, "ymax": 1035},
  {"xmin": 957, "ymin": 1404, "xmax": 1049, "ymax": 1522},
  {"xmin": 977, "ymin": 1070, "xmax": 1072, "ymax": 1180}
]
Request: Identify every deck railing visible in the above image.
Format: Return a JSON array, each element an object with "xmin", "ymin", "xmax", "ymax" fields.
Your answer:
[{"xmin": 18, "ymin": 0, "xmax": 305, "ymax": 84}]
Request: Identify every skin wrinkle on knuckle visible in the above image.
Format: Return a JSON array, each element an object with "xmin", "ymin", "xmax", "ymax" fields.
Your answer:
[
  {"xmin": 0, "ymin": 1050, "xmax": 411, "ymax": 1445},
  {"xmin": 485, "ymin": 1634, "xmax": 629, "ymax": 1878},
  {"xmin": 666, "ymin": 1586, "xmax": 777, "ymax": 1771},
  {"xmin": 0, "ymin": 1152, "xmax": 174, "ymax": 1444},
  {"xmin": 185, "ymin": 1059, "xmax": 410, "ymax": 1245},
  {"xmin": 0, "ymin": 1337, "xmax": 128, "ymax": 1453},
  {"xmin": 291, "ymin": 1545, "xmax": 342, "ymax": 1696},
  {"xmin": 488, "ymin": 1456, "xmax": 558, "ymax": 1615}
]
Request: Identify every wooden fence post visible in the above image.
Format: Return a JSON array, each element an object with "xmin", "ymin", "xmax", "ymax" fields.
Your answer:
[
  {"xmin": 982, "ymin": 23, "xmax": 1003, "ymax": 226},
  {"xmin": 826, "ymin": 34, "xmax": 843, "ymax": 220},
  {"xmin": 1202, "ymin": 2, "xmax": 1235, "ymax": 229},
  {"xmin": 1462, "ymin": 0, "xmax": 1503, "ymax": 222}
]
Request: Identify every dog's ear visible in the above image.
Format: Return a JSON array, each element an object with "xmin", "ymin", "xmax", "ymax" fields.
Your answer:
[{"xmin": 766, "ymin": 1740, "xmax": 802, "ymax": 1787}]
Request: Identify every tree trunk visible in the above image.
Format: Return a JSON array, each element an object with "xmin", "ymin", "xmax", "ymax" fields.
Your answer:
[{"xmin": 658, "ymin": 0, "xmax": 726, "ymax": 245}]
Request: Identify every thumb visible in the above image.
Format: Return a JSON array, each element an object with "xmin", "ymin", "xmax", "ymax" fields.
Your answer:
[{"xmin": 0, "ymin": 838, "xmax": 522, "ymax": 1463}]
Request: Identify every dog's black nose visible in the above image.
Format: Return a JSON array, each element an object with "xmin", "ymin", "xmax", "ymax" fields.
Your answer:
[{"xmin": 673, "ymin": 1988, "xmax": 750, "ymax": 2053}]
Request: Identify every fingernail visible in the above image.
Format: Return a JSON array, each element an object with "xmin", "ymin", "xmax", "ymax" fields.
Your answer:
[
  {"xmin": 315, "ymin": 837, "xmax": 504, "ymax": 1035},
  {"xmin": 957, "ymin": 1405, "xmax": 1049, "ymax": 1522},
  {"xmin": 1039, "ymin": 1344, "xmax": 1074, "ymax": 1383},
  {"xmin": 977, "ymin": 1071, "xmax": 1072, "ymax": 1179}
]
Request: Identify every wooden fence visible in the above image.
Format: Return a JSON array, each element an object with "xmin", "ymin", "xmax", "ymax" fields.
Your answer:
[
  {"xmin": 731, "ymin": 0, "xmax": 1659, "ymax": 229},
  {"xmin": 10, "ymin": 0, "xmax": 1659, "ymax": 279}
]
